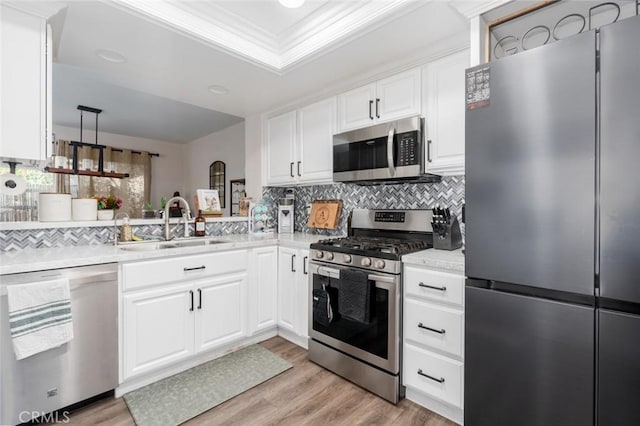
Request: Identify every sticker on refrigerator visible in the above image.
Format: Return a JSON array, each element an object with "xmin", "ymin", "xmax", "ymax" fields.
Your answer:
[{"xmin": 466, "ymin": 65, "xmax": 491, "ymax": 110}]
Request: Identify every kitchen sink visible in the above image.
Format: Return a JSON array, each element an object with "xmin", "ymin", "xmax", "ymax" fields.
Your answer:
[{"xmin": 118, "ymin": 238, "xmax": 229, "ymax": 251}]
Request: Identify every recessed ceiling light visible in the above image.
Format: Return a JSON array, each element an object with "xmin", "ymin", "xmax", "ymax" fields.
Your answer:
[
  {"xmin": 208, "ymin": 85, "xmax": 229, "ymax": 95},
  {"xmin": 95, "ymin": 49, "xmax": 127, "ymax": 64},
  {"xmin": 278, "ymin": 0, "xmax": 305, "ymax": 8}
]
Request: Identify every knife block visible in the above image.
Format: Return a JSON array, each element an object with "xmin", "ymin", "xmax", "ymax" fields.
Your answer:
[{"xmin": 433, "ymin": 216, "xmax": 463, "ymax": 251}]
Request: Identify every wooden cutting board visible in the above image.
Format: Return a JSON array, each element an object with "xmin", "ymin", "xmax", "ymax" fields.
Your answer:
[{"xmin": 307, "ymin": 200, "xmax": 342, "ymax": 229}]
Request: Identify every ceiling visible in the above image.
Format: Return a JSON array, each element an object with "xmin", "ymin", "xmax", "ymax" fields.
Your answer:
[
  {"xmin": 46, "ymin": 0, "xmax": 476, "ymax": 143},
  {"xmin": 53, "ymin": 63, "xmax": 243, "ymax": 143}
]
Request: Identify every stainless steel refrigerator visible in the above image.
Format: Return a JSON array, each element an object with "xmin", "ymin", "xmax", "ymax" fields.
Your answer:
[{"xmin": 465, "ymin": 15, "xmax": 640, "ymax": 426}]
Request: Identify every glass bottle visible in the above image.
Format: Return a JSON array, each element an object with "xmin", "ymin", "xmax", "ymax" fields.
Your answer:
[{"xmin": 195, "ymin": 210, "xmax": 206, "ymax": 237}]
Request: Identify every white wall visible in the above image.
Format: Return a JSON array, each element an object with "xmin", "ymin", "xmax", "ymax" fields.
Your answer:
[
  {"xmin": 52, "ymin": 125, "xmax": 186, "ymax": 209},
  {"xmin": 244, "ymin": 114, "xmax": 262, "ymax": 201},
  {"xmin": 184, "ymin": 121, "xmax": 245, "ymax": 216}
]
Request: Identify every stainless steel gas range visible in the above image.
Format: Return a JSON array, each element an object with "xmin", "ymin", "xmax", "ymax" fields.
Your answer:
[{"xmin": 308, "ymin": 209, "xmax": 433, "ymax": 403}]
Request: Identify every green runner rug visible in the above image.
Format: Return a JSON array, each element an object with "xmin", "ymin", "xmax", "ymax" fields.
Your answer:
[{"xmin": 124, "ymin": 344, "xmax": 292, "ymax": 425}]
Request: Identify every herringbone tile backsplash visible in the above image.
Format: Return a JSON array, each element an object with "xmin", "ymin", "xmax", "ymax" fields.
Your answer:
[
  {"xmin": 1, "ymin": 177, "xmax": 464, "ymax": 251},
  {"xmin": 263, "ymin": 176, "xmax": 465, "ymax": 236},
  {"xmin": 0, "ymin": 221, "xmax": 247, "ymax": 252}
]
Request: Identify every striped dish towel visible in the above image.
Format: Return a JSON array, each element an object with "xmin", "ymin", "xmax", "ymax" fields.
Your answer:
[{"xmin": 7, "ymin": 278, "xmax": 74, "ymax": 360}]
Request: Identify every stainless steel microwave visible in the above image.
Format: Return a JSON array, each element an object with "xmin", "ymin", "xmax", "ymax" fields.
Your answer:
[{"xmin": 333, "ymin": 116, "xmax": 440, "ymax": 184}]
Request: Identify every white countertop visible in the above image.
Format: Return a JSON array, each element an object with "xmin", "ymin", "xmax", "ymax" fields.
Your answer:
[
  {"xmin": 0, "ymin": 232, "xmax": 338, "ymax": 275},
  {"xmin": 402, "ymin": 248, "xmax": 465, "ymax": 273}
]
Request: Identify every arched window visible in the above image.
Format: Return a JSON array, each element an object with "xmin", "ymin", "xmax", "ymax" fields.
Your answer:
[{"xmin": 209, "ymin": 161, "xmax": 225, "ymax": 209}]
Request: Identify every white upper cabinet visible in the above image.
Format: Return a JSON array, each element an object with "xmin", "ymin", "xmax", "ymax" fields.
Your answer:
[
  {"xmin": 0, "ymin": 5, "xmax": 50, "ymax": 165},
  {"xmin": 266, "ymin": 111, "xmax": 297, "ymax": 185},
  {"xmin": 297, "ymin": 98, "xmax": 336, "ymax": 183},
  {"xmin": 423, "ymin": 50, "xmax": 469, "ymax": 176},
  {"xmin": 338, "ymin": 68, "xmax": 421, "ymax": 132},
  {"xmin": 265, "ymin": 97, "xmax": 335, "ymax": 186}
]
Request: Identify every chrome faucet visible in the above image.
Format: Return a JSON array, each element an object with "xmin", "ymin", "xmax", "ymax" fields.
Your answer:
[
  {"xmin": 113, "ymin": 211, "xmax": 130, "ymax": 246},
  {"xmin": 164, "ymin": 196, "xmax": 192, "ymax": 241}
]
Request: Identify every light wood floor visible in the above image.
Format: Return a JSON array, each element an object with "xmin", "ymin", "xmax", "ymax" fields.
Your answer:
[{"xmin": 49, "ymin": 337, "xmax": 455, "ymax": 425}]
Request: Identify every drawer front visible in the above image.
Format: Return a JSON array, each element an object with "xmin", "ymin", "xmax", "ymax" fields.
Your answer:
[
  {"xmin": 122, "ymin": 250, "xmax": 248, "ymax": 291},
  {"xmin": 403, "ymin": 342, "xmax": 463, "ymax": 408},
  {"xmin": 404, "ymin": 266, "xmax": 464, "ymax": 306},
  {"xmin": 404, "ymin": 298, "xmax": 463, "ymax": 358}
]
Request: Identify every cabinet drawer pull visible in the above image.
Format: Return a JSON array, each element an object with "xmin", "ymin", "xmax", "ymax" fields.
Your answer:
[
  {"xmin": 297, "ymin": 161, "xmax": 301, "ymax": 177},
  {"xmin": 197, "ymin": 288, "xmax": 202, "ymax": 310},
  {"xmin": 303, "ymin": 256, "xmax": 308, "ymax": 275},
  {"xmin": 291, "ymin": 254, "xmax": 296, "ymax": 272},
  {"xmin": 189, "ymin": 290, "xmax": 194, "ymax": 312},
  {"xmin": 418, "ymin": 322, "xmax": 446, "ymax": 334},
  {"xmin": 417, "ymin": 369, "xmax": 445, "ymax": 383},
  {"xmin": 184, "ymin": 266, "xmax": 206, "ymax": 272},
  {"xmin": 418, "ymin": 282, "xmax": 447, "ymax": 292},
  {"xmin": 369, "ymin": 100, "xmax": 374, "ymax": 120},
  {"xmin": 375, "ymin": 98, "xmax": 380, "ymax": 118},
  {"xmin": 427, "ymin": 139, "xmax": 433, "ymax": 163},
  {"xmin": 290, "ymin": 162, "xmax": 295, "ymax": 178}
]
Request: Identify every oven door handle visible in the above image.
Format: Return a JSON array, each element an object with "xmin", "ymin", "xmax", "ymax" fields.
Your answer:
[
  {"xmin": 387, "ymin": 126, "xmax": 396, "ymax": 177},
  {"xmin": 313, "ymin": 264, "xmax": 396, "ymax": 284}
]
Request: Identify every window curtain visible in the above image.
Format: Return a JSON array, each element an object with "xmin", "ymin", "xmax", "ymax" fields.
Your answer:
[{"xmin": 54, "ymin": 140, "xmax": 152, "ymax": 218}]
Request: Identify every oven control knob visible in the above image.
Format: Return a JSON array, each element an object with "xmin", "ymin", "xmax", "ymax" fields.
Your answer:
[
  {"xmin": 325, "ymin": 252, "xmax": 334, "ymax": 260},
  {"xmin": 374, "ymin": 259, "xmax": 386, "ymax": 269},
  {"xmin": 315, "ymin": 251, "xmax": 324, "ymax": 259},
  {"xmin": 343, "ymin": 254, "xmax": 352, "ymax": 263},
  {"xmin": 361, "ymin": 257, "xmax": 372, "ymax": 267}
]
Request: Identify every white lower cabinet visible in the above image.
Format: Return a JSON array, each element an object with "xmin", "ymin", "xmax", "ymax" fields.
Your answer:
[
  {"xmin": 121, "ymin": 250, "xmax": 251, "ymax": 382},
  {"xmin": 277, "ymin": 246, "xmax": 310, "ymax": 347},
  {"xmin": 195, "ymin": 273, "xmax": 247, "ymax": 353},
  {"xmin": 123, "ymin": 282, "xmax": 195, "ymax": 380},
  {"xmin": 403, "ymin": 264, "xmax": 465, "ymax": 425},
  {"xmin": 248, "ymin": 246, "xmax": 278, "ymax": 334}
]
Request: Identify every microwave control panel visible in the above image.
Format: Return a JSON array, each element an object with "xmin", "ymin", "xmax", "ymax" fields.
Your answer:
[{"xmin": 397, "ymin": 132, "xmax": 420, "ymax": 166}]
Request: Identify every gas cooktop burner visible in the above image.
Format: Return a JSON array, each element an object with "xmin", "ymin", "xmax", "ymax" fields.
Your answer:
[{"xmin": 314, "ymin": 237, "xmax": 431, "ymax": 257}]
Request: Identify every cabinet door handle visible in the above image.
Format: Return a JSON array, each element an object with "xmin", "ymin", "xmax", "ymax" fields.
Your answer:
[
  {"xmin": 369, "ymin": 100, "xmax": 374, "ymax": 120},
  {"xmin": 418, "ymin": 322, "xmax": 446, "ymax": 334},
  {"xmin": 297, "ymin": 161, "xmax": 301, "ymax": 177},
  {"xmin": 417, "ymin": 369, "xmax": 445, "ymax": 383},
  {"xmin": 189, "ymin": 290, "xmax": 194, "ymax": 312},
  {"xmin": 184, "ymin": 266, "xmax": 206, "ymax": 272},
  {"xmin": 375, "ymin": 98, "xmax": 380, "ymax": 118},
  {"xmin": 418, "ymin": 282, "xmax": 447, "ymax": 292},
  {"xmin": 290, "ymin": 162, "xmax": 294, "ymax": 178},
  {"xmin": 197, "ymin": 288, "xmax": 202, "ymax": 310},
  {"xmin": 303, "ymin": 256, "xmax": 308, "ymax": 275},
  {"xmin": 427, "ymin": 139, "xmax": 433, "ymax": 163},
  {"xmin": 291, "ymin": 254, "xmax": 296, "ymax": 272}
]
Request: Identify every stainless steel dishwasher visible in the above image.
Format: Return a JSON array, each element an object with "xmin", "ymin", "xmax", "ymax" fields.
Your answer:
[{"xmin": 0, "ymin": 263, "xmax": 118, "ymax": 425}]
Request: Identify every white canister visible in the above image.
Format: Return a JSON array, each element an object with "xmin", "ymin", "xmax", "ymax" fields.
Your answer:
[
  {"xmin": 39, "ymin": 193, "xmax": 72, "ymax": 222},
  {"xmin": 72, "ymin": 198, "xmax": 98, "ymax": 221}
]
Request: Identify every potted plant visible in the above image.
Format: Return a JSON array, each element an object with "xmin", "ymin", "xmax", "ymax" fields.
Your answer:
[
  {"xmin": 158, "ymin": 196, "xmax": 167, "ymax": 219},
  {"xmin": 142, "ymin": 202, "xmax": 156, "ymax": 219},
  {"xmin": 95, "ymin": 194, "xmax": 122, "ymax": 220}
]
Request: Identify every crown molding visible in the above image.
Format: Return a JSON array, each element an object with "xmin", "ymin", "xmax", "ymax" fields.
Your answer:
[
  {"xmin": 449, "ymin": 0, "xmax": 513, "ymax": 19},
  {"xmin": 3, "ymin": 1, "xmax": 67, "ymax": 19},
  {"xmin": 109, "ymin": 0, "xmax": 423, "ymax": 74}
]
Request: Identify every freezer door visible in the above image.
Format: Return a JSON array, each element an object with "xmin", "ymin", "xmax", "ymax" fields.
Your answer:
[
  {"xmin": 600, "ymin": 15, "xmax": 640, "ymax": 305},
  {"xmin": 465, "ymin": 285, "xmax": 594, "ymax": 426},
  {"xmin": 465, "ymin": 31, "xmax": 596, "ymax": 295},
  {"xmin": 599, "ymin": 309, "xmax": 640, "ymax": 426}
]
